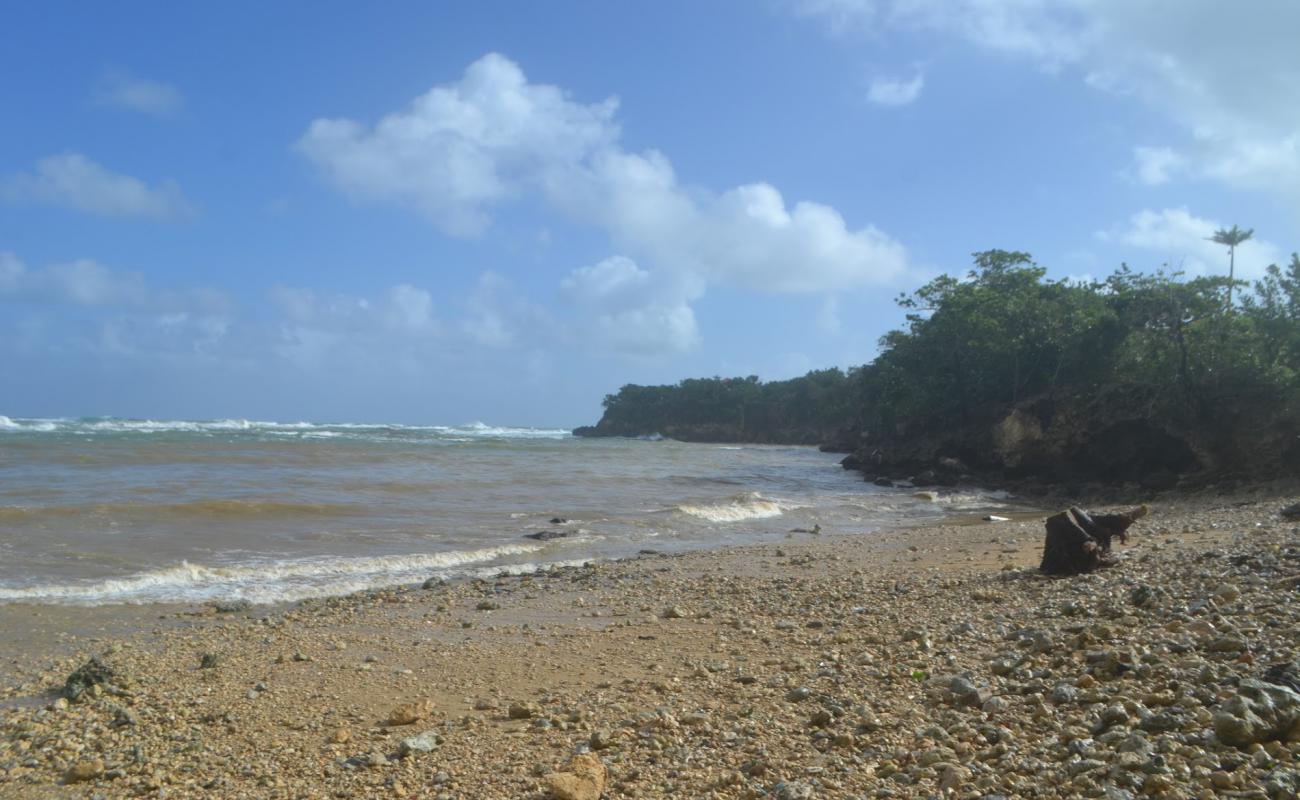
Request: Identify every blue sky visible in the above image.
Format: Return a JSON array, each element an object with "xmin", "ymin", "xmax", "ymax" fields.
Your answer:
[{"xmin": 2, "ymin": 0, "xmax": 1297, "ymax": 426}]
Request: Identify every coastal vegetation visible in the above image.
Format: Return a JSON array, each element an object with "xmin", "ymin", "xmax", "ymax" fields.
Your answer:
[{"xmin": 577, "ymin": 246, "xmax": 1300, "ymax": 489}]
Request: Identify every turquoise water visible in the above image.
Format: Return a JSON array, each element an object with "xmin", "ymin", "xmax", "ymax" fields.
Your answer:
[{"xmin": 0, "ymin": 416, "xmax": 1006, "ymax": 605}]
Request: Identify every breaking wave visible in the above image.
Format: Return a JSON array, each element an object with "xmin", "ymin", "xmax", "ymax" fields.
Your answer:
[
  {"xmin": 676, "ymin": 492, "xmax": 785, "ymax": 523},
  {"xmin": 0, "ymin": 416, "xmax": 571, "ymax": 440},
  {"xmin": 0, "ymin": 543, "xmax": 554, "ymax": 606}
]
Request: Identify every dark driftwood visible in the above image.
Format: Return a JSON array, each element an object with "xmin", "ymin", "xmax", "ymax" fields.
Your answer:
[{"xmin": 1039, "ymin": 505, "xmax": 1148, "ymax": 575}]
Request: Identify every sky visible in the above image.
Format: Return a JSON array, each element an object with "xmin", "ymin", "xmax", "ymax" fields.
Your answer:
[{"xmin": 1, "ymin": 0, "xmax": 1298, "ymax": 427}]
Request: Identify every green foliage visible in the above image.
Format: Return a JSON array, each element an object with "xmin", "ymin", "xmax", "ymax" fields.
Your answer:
[
  {"xmin": 594, "ymin": 369, "xmax": 856, "ymax": 441},
  {"xmin": 864, "ymin": 249, "xmax": 1300, "ymax": 437},
  {"xmin": 587, "ymin": 247, "xmax": 1300, "ymax": 454}
]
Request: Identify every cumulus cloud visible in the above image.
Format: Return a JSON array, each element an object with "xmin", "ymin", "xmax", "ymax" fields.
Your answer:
[
  {"xmin": 1097, "ymin": 208, "xmax": 1283, "ymax": 280},
  {"xmin": 788, "ymin": 0, "xmax": 1300, "ymax": 201},
  {"xmin": 2, "ymin": 153, "xmax": 192, "ymax": 219},
  {"xmin": 866, "ymin": 71, "xmax": 924, "ymax": 106},
  {"xmin": 93, "ymin": 70, "xmax": 184, "ymax": 117},
  {"xmin": 562, "ymin": 256, "xmax": 699, "ymax": 356},
  {"xmin": 298, "ymin": 53, "xmax": 912, "ymax": 307},
  {"xmin": 297, "ymin": 53, "xmax": 619, "ymax": 236}
]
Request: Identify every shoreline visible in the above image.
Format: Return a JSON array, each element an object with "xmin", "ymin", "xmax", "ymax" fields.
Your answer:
[{"xmin": 1, "ymin": 489, "xmax": 1297, "ymax": 798}]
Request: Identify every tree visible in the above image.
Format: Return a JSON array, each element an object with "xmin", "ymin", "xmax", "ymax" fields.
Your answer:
[{"xmin": 1210, "ymin": 224, "xmax": 1254, "ymax": 312}]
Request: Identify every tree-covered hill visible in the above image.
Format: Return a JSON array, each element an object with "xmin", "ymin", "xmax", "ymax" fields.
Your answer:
[{"xmin": 576, "ymin": 248, "xmax": 1300, "ymax": 490}]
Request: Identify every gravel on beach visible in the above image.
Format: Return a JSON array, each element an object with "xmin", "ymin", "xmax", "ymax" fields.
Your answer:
[{"xmin": 2, "ymin": 491, "xmax": 1299, "ymax": 799}]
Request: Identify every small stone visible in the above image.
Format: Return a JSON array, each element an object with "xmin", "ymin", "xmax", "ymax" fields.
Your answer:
[
  {"xmin": 774, "ymin": 780, "xmax": 815, "ymax": 800},
  {"xmin": 330, "ymin": 728, "xmax": 350, "ymax": 744},
  {"xmin": 662, "ymin": 606, "xmax": 689, "ymax": 619},
  {"xmin": 473, "ymin": 697, "xmax": 499, "ymax": 711},
  {"xmin": 398, "ymin": 730, "xmax": 442, "ymax": 757},
  {"xmin": 64, "ymin": 759, "xmax": 104, "ymax": 783},
  {"xmin": 199, "ymin": 652, "xmax": 220, "ymax": 669},
  {"xmin": 544, "ymin": 753, "xmax": 606, "ymax": 800},
  {"xmin": 476, "ymin": 600, "xmax": 500, "ymax": 611},
  {"xmin": 387, "ymin": 699, "xmax": 433, "ymax": 726},
  {"xmin": 786, "ymin": 686, "xmax": 812, "ymax": 702},
  {"xmin": 509, "ymin": 701, "xmax": 539, "ymax": 720},
  {"xmin": 939, "ymin": 763, "xmax": 969, "ymax": 794}
]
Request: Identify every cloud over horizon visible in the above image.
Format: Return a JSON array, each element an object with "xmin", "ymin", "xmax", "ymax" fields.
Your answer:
[{"xmin": 298, "ymin": 53, "xmax": 913, "ymax": 353}]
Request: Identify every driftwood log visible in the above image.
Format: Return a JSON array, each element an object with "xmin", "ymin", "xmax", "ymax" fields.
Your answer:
[{"xmin": 1039, "ymin": 505, "xmax": 1149, "ymax": 575}]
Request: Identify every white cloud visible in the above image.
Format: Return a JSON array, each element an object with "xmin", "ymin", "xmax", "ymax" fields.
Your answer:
[
  {"xmin": 1132, "ymin": 146, "xmax": 1186, "ymax": 185},
  {"xmin": 866, "ymin": 71, "xmax": 924, "ymax": 106},
  {"xmin": 0, "ymin": 252, "xmax": 225, "ymax": 311},
  {"xmin": 788, "ymin": 0, "xmax": 1300, "ymax": 200},
  {"xmin": 0, "ymin": 252, "xmax": 231, "ymax": 360},
  {"xmin": 562, "ymin": 256, "xmax": 699, "ymax": 355},
  {"xmin": 297, "ymin": 53, "xmax": 619, "ymax": 236},
  {"xmin": 299, "ymin": 53, "xmax": 912, "ymax": 306},
  {"xmin": 1097, "ymin": 208, "xmax": 1283, "ymax": 280},
  {"xmin": 2, "ymin": 153, "xmax": 192, "ymax": 219},
  {"xmin": 94, "ymin": 70, "xmax": 184, "ymax": 117}
]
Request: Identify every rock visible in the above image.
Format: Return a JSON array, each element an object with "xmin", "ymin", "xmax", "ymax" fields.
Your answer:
[
  {"xmin": 873, "ymin": 477, "xmax": 894, "ymax": 487},
  {"xmin": 1207, "ymin": 636, "xmax": 1247, "ymax": 653},
  {"xmin": 525, "ymin": 530, "xmax": 570, "ymax": 541},
  {"xmin": 421, "ymin": 577, "xmax": 444, "ymax": 589},
  {"xmin": 398, "ymin": 730, "xmax": 442, "ymax": 757},
  {"xmin": 330, "ymin": 728, "xmax": 350, "ymax": 744},
  {"xmin": 387, "ymin": 700, "xmax": 433, "ymax": 726},
  {"xmin": 210, "ymin": 599, "xmax": 252, "ymax": 613},
  {"xmin": 476, "ymin": 600, "xmax": 501, "ymax": 611},
  {"xmin": 473, "ymin": 697, "xmax": 500, "ymax": 711},
  {"xmin": 1212, "ymin": 583, "xmax": 1242, "ymax": 603},
  {"xmin": 938, "ymin": 763, "xmax": 970, "ymax": 794},
  {"xmin": 199, "ymin": 652, "xmax": 220, "ymax": 669},
  {"xmin": 509, "ymin": 701, "xmax": 540, "ymax": 719},
  {"xmin": 1213, "ymin": 679, "xmax": 1300, "ymax": 747},
  {"xmin": 1263, "ymin": 662, "xmax": 1300, "ymax": 693},
  {"xmin": 1280, "ymin": 502, "xmax": 1300, "ymax": 520},
  {"xmin": 63, "ymin": 656, "xmax": 115, "ymax": 702},
  {"xmin": 544, "ymin": 753, "xmax": 606, "ymax": 800},
  {"xmin": 914, "ymin": 491, "xmax": 939, "ymax": 502},
  {"xmin": 1050, "ymin": 683, "xmax": 1077, "ymax": 705},
  {"xmin": 786, "ymin": 686, "xmax": 812, "ymax": 702},
  {"xmin": 64, "ymin": 759, "xmax": 104, "ymax": 783},
  {"xmin": 773, "ymin": 781, "xmax": 815, "ymax": 800},
  {"xmin": 589, "ymin": 729, "xmax": 614, "ymax": 750},
  {"xmin": 661, "ymin": 606, "xmax": 689, "ymax": 619},
  {"xmin": 549, "ymin": 517, "xmax": 568, "ymax": 524}
]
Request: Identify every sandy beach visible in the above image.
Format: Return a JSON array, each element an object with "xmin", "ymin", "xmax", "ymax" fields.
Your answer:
[{"xmin": 2, "ymin": 488, "xmax": 1298, "ymax": 799}]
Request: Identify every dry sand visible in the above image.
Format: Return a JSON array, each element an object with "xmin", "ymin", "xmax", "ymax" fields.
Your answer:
[{"xmin": 2, "ymin": 488, "xmax": 1299, "ymax": 799}]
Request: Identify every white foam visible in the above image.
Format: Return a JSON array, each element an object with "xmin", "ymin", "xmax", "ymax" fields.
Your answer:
[
  {"xmin": 0, "ymin": 417, "xmax": 572, "ymax": 440},
  {"xmin": 677, "ymin": 492, "xmax": 784, "ymax": 523},
  {"xmin": 0, "ymin": 543, "xmax": 549, "ymax": 606}
]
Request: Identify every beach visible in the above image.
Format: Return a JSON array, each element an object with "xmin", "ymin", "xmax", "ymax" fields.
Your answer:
[{"xmin": 3, "ymin": 487, "xmax": 1298, "ymax": 799}]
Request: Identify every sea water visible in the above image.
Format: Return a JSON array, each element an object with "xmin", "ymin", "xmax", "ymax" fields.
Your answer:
[{"xmin": 0, "ymin": 416, "xmax": 1007, "ymax": 605}]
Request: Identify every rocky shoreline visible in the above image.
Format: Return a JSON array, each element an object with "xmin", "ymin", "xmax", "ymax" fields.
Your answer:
[{"xmin": 2, "ymin": 490, "xmax": 1299, "ymax": 799}]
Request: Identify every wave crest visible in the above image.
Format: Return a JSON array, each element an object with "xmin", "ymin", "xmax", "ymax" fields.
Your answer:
[{"xmin": 677, "ymin": 492, "xmax": 784, "ymax": 523}]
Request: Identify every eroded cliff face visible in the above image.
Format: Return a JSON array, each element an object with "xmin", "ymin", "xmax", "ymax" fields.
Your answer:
[{"xmin": 846, "ymin": 384, "xmax": 1299, "ymax": 494}]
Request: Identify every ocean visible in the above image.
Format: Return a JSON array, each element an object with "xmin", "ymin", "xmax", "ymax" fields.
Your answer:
[{"xmin": 0, "ymin": 416, "xmax": 1008, "ymax": 606}]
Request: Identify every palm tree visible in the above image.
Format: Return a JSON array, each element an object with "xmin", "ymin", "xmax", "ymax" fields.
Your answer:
[{"xmin": 1209, "ymin": 224, "xmax": 1254, "ymax": 312}]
